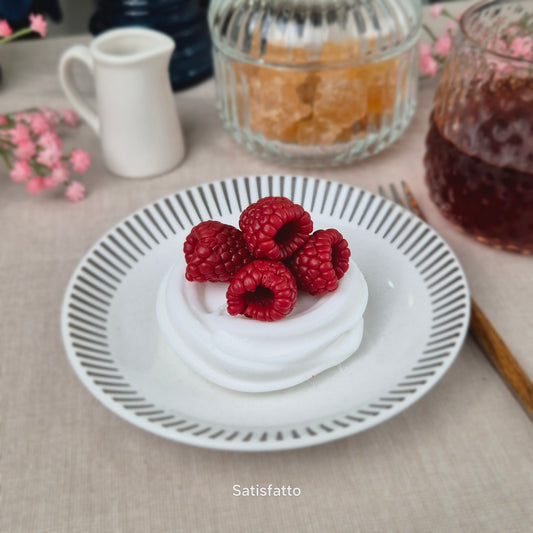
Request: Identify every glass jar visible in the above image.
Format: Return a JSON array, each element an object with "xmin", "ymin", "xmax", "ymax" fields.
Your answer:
[
  {"xmin": 425, "ymin": 0, "xmax": 533, "ymax": 254},
  {"xmin": 208, "ymin": 0, "xmax": 421, "ymax": 167}
]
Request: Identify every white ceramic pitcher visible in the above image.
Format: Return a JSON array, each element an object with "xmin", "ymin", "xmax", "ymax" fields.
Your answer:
[{"xmin": 59, "ymin": 28, "xmax": 185, "ymax": 179}]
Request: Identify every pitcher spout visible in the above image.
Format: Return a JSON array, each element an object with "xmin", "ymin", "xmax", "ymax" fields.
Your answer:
[{"xmin": 91, "ymin": 27, "xmax": 175, "ymax": 65}]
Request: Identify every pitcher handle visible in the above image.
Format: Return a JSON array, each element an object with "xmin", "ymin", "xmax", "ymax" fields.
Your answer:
[{"xmin": 58, "ymin": 45, "xmax": 100, "ymax": 135}]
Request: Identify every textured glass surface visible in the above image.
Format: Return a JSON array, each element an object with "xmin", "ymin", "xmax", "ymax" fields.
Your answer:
[
  {"xmin": 209, "ymin": 0, "xmax": 421, "ymax": 167},
  {"xmin": 425, "ymin": 0, "xmax": 533, "ymax": 253}
]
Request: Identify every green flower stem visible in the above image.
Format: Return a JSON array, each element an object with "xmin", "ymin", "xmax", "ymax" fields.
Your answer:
[
  {"xmin": 442, "ymin": 9, "xmax": 459, "ymax": 22},
  {"xmin": 0, "ymin": 27, "xmax": 34, "ymax": 45},
  {"xmin": 0, "ymin": 118, "xmax": 16, "ymax": 129},
  {"xmin": 30, "ymin": 160, "xmax": 51, "ymax": 176},
  {"xmin": 1, "ymin": 108, "xmax": 38, "ymax": 118},
  {"xmin": 422, "ymin": 23, "xmax": 438, "ymax": 42},
  {"xmin": 0, "ymin": 150, "xmax": 12, "ymax": 170},
  {"xmin": 0, "ymin": 137, "xmax": 16, "ymax": 148}
]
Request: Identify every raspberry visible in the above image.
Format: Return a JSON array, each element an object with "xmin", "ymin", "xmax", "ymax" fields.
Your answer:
[
  {"xmin": 288, "ymin": 229, "xmax": 350, "ymax": 295},
  {"xmin": 183, "ymin": 221, "xmax": 253, "ymax": 282},
  {"xmin": 239, "ymin": 196, "xmax": 313, "ymax": 260},
  {"xmin": 226, "ymin": 260, "xmax": 298, "ymax": 321}
]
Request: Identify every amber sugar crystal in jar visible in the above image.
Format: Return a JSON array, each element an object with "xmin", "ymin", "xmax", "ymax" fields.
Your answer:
[
  {"xmin": 425, "ymin": 0, "xmax": 533, "ymax": 254},
  {"xmin": 209, "ymin": 0, "xmax": 421, "ymax": 167},
  {"xmin": 231, "ymin": 41, "xmax": 400, "ymax": 145}
]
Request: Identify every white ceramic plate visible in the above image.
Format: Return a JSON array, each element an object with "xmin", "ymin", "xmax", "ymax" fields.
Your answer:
[{"xmin": 61, "ymin": 175, "xmax": 470, "ymax": 451}]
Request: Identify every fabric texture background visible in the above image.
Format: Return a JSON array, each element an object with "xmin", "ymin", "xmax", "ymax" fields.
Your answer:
[{"xmin": 1, "ymin": 4, "xmax": 532, "ymax": 531}]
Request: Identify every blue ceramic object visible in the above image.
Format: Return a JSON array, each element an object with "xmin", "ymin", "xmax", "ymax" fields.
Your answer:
[
  {"xmin": 90, "ymin": 0, "xmax": 212, "ymax": 91},
  {"xmin": 0, "ymin": 0, "xmax": 33, "ymax": 22},
  {"xmin": 0, "ymin": 0, "xmax": 62, "ymax": 25}
]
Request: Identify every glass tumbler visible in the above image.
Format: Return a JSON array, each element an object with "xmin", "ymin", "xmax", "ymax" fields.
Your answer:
[{"xmin": 425, "ymin": 0, "xmax": 533, "ymax": 254}]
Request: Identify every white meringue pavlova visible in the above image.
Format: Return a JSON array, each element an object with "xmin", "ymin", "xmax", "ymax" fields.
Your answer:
[{"xmin": 156, "ymin": 253, "xmax": 368, "ymax": 393}]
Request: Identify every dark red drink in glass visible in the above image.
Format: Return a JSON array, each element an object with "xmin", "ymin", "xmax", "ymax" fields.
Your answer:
[{"xmin": 424, "ymin": 0, "xmax": 533, "ymax": 254}]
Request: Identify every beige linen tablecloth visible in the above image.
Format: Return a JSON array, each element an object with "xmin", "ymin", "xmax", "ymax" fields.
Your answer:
[{"xmin": 1, "ymin": 5, "xmax": 532, "ymax": 532}]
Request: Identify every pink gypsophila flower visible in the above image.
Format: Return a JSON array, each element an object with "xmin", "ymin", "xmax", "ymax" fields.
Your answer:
[
  {"xmin": 486, "ymin": 57, "xmax": 514, "ymax": 76},
  {"xmin": 30, "ymin": 113, "xmax": 51, "ymax": 135},
  {"xmin": 0, "ymin": 20, "xmax": 12, "ymax": 38},
  {"xmin": 29, "ymin": 13, "xmax": 47, "ymax": 38},
  {"xmin": 13, "ymin": 111, "xmax": 33, "ymax": 123},
  {"xmin": 37, "ymin": 130, "xmax": 61, "ymax": 150},
  {"xmin": 10, "ymin": 160, "xmax": 32, "ymax": 183},
  {"xmin": 70, "ymin": 149, "xmax": 90, "ymax": 173},
  {"xmin": 420, "ymin": 52, "xmax": 438, "ymax": 77},
  {"xmin": 42, "ymin": 176, "xmax": 57, "ymax": 189},
  {"xmin": 488, "ymin": 36, "xmax": 508, "ymax": 54},
  {"xmin": 503, "ymin": 24, "xmax": 520, "ymax": 37},
  {"xmin": 40, "ymin": 108, "xmax": 59, "ymax": 125},
  {"xmin": 26, "ymin": 176, "xmax": 44, "ymax": 195},
  {"xmin": 430, "ymin": 4, "xmax": 443, "ymax": 18},
  {"xmin": 434, "ymin": 36, "xmax": 452, "ymax": 57},
  {"xmin": 10, "ymin": 123, "xmax": 30, "ymax": 144},
  {"xmin": 65, "ymin": 181, "xmax": 86, "ymax": 202},
  {"xmin": 0, "ymin": 114, "xmax": 7, "ymax": 126},
  {"xmin": 445, "ymin": 22, "xmax": 457, "ymax": 36},
  {"xmin": 510, "ymin": 36, "xmax": 533, "ymax": 58},
  {"xmin": 420, "ymin": 42, "xmax": 431, "ymax": 55},
  {"xmin": 49, "ymin": 163, "xmax": 69, "ymax": 185},
  {"xmin": 15, "ymin": 139, "xmax": 36, "ymax": 161},
  {"xmin": 60, "ymin": 109, "xmax": 78, "ymax": 127},
  {"xmin": 37, "ymin": 144, "xmax": 62, "ymax": 167}
]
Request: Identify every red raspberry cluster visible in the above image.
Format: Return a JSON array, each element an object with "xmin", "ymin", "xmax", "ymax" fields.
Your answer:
[{"xmin": 183, "ymin": 196, "xmax": 351, "ymax": 321}]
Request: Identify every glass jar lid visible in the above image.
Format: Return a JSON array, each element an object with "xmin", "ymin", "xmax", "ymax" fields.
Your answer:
[{"xmin": 208, "ymin": 0, "xmax": 422, "ymax": 66}]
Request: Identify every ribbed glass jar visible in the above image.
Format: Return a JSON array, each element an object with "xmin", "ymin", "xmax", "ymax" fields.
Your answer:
[{"xmin": 209, "ymin": 0, "xmax": 421, "ymax": 167}]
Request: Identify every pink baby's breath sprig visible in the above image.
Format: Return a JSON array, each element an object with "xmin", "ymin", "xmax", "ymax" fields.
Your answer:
[
  {"xmin": 429, "ymin": 4, "xmax": 443, "ymax": 19},
  {"xmin": 0, "ymin": 13, "xmax": 47, "ymax": 45},
  {"xmin": 420, "ymin": 4, "xmax": 460, "ymax": 78},
  {"xmin": 419, "ymin": 51, "xmax": 438, "ymax": 77},
  {"xmin": 508, "ymin": 36, "xmax": 533, "ymax": 60},
  {"xmin": 65, "ymin": 181, "xmax": 86, "ymax": 203},
  {"xmin": 421, "ymin": 4, "xmax": 533, "ymax": 78},
  {"xmin": 0, "ymin": 108, "xmax": 91, "ymax": 202},
  {"xmin": 28, "ymin": 14, "xmax": 47, "ymax": 38},
  {"xmin": 434, "ymin": 35, "xmax": 452, "ymax": 57},
  {"xmin": 70, "ymin": 149, "xmax": 91, "ymax": 174},
  {"xmin": 0, "ymin": 19, "xmax": 12, "ymax": 38}
]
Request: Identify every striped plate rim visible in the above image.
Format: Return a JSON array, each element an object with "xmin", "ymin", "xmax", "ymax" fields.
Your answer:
[{"xmin": 61, "ymin": 175, "xmax": 470, "ymax": 451}]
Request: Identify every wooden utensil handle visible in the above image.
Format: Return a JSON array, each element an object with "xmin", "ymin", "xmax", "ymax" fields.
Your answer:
[{"xmin": 470, "ymin": 298, "xmax": 533, "ymax": 419}]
